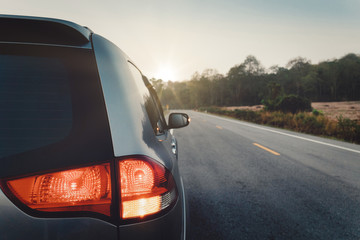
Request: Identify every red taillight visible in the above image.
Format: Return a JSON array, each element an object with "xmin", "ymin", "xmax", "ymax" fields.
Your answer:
[
  {"xmin": 0, "ymin": 156, "xmax": 178, "ymax": 221},
  {"xmin": 5, "ymin": 163, "xmax": 111, "ymax": 216},
  {"xmin": 119, "ymin": 157, "xmax": 177, "ymax": 219}
]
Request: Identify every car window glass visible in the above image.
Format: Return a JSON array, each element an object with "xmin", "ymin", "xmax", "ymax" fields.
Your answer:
[
  {"xmin": 128, "ymin": 63, "xmax": 165, "ymax": 135},
  {"xmin": 0, "ymin": 55, "xmax": 72, "ymax": 158}
]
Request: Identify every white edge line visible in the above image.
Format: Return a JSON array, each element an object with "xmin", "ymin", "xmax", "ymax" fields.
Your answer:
[
  {"xmin": 180, "ymin": 177, "xmax": 186, "ymax": 240},
  {"xmin": 205, "ymin": 113, "xmax": 360, "ymax": 154}
]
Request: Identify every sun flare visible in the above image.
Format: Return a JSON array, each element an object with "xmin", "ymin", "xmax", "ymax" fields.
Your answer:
[{"xmin": 155, "ymin": 64, "xmax": 175, "ymax": 82}]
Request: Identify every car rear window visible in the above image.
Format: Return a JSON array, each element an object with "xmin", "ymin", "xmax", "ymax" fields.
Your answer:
[
  {"xmin": 0, "ymin": 44, "xmax": 113, "ymax": 178},
  {"xmin": 0, "ymin": 55, "xmax": 72, "ymax": 158}
]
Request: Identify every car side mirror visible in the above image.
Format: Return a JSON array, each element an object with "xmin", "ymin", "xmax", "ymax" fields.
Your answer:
[{"xmin": 168, "ymin": 113, "xmax": 190, "ymax": 129}]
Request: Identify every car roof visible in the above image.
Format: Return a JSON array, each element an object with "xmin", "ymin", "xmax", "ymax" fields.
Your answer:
[{"xmin": 0, "ymin": 14, "xmax": 92, "ymax": 48}]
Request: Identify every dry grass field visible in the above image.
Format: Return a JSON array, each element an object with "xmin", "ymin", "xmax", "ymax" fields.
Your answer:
[
  {"xmin": 312, "ymin": 101, "xmax": 360, "ymax": 121},
  {"xmin": 222, "ymin": 101, "xmax": 360, "ymax": 122}
]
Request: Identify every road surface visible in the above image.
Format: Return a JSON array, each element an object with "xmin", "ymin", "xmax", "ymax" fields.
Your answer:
[{"xmin": 175, "ymin": 110, "xmax": 360, "ymax": 240}]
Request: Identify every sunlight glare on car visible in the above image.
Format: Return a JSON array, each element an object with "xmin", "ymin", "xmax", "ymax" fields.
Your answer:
[{"xmin": 155, "ymin": 64, "xmax": 175, "ymax": 82}]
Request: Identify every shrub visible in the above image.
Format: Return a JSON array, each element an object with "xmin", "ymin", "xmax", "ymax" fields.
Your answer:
[
  {"xmin": 312, "ymin": 109, "xmax": 323, "ymax": 116},
  {"xmin": 234, "ymin": 109, "xmax": 247, "ymax": 119},
  {"xmin": 246, "ymin": 111, "xmax": 261, "ymax": 123},
  {"xmin": 276, "ymin": 95, "xmax": 312, "ymax": 114},
  {"xmin": 262, "ymin": 98, "xmax": 280, "ymax": 111},
  {"xmin": 233, "ymin": 109, "xmax": 261, "ymax": 123},
  {"xmin": 263, "ymin": 94, "xmax": 312, "ymax": 114},
  {"xmin": 337, "ymin": 115, "xmax": 360, "ymax": 142}
]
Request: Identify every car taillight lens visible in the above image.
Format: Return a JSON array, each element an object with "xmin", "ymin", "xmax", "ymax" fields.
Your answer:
[
  {"xmin": 0, "ymin": 156, "xmax": 178, "ymax": 221},
  {"xmin": 5, "ymin": 163, "xmax": 111, "ymax": 216},
  {"xmin": 119, "ymin": 157, "xmax": 177, "ymax": 219}
]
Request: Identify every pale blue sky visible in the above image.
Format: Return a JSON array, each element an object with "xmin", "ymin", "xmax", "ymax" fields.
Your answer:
[{"xmin": 2, "ymin": 0, "xmax": 360, "ymax": 81}]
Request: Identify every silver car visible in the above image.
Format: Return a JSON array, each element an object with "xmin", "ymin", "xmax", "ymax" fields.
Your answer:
[{"xmin": 0, "ymin": 15, "xmax": 189, "ymax": 240}]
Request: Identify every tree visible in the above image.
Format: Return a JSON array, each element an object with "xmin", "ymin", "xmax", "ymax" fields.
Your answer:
[
  {"xmin": 227, "ymin": 55, "xmax": 266, "ymax": 105},
  {"xmin": 285, "ymin": 57, "xmax": 311, "ymax": 96},
  {"xmin": 150, "ymin": 53, "xmax": 360, "ymax": 110}
]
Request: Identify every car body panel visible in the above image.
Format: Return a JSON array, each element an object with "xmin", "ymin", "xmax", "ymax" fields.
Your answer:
[
  {"xmin": 0, "ymin": 188, "xmax": 117, "ymax": 240},
  {"xmin": 92, "ymin": 34, "xmax": 176, "ymax": 170}
]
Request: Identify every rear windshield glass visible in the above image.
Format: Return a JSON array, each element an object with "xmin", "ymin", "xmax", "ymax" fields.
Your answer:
[{"xmin": 0, "ymin": 55, "xmax": 72, "ymax": 158}]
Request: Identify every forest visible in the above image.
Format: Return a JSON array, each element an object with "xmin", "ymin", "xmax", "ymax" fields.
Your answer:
[{"xmin": 150, "ymin": 53, "xmax": 360, "ymax": 109}]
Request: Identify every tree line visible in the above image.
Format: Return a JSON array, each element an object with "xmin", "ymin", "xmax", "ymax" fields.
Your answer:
[{"xmin": 150, "ymin": 53, "xmax": 360, "ymax": 109}]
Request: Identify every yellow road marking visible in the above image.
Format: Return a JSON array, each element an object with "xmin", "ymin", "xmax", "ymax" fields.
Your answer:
[
  {"xmin": 216, "ymin": 125, "xmax": 223, "ymax": 129},
  {"xmin": 253, "ymin": 143, "xmax": 280, "ymax": 156}
]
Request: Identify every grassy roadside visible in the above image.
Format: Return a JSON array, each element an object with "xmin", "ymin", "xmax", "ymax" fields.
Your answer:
[{"xmin": 198, "ymin": 107, "xmax": 360, "ymax": 144}]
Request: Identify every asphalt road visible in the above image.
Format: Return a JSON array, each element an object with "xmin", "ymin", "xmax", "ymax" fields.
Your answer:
[{"xmin": 174, "ymin": 110, "xmax": 360, "ymax": 240}]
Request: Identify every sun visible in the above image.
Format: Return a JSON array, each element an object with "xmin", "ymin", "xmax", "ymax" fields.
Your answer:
[{"xmin": 155, "ymin": 64, "xmax": 175, "ymax": 82}]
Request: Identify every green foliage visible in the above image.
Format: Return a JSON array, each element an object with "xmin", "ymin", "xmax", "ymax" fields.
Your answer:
[
  {"xmin": 262, "ymin": 96, "xmax": 284, "ymax": 111},
  {"xmin": 337, "ymin": 115, "xmax": 360, "ymax": 143},
  {"xmin": 312, "ymin": 109, "xmax": 323, "ymax": 116},
  {"xmin": 262, "ymin": 94, "xmax": 312, "ymax": 114},
  {"xmin": 276, "ymin": 95, "xmax": 312, "ymax": 113},
  {"xmin": 234, "ymin": 109, "xmax": 262, "ymax": 123},
  {"xmin": 151, "ymin": 53, "xmax": 360, "ymax": 110}
]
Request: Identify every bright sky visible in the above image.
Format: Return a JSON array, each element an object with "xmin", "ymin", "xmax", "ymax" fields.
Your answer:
[{"xmin": 2, "ymin": 0, "xmax": 360, "ymax": 81}]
